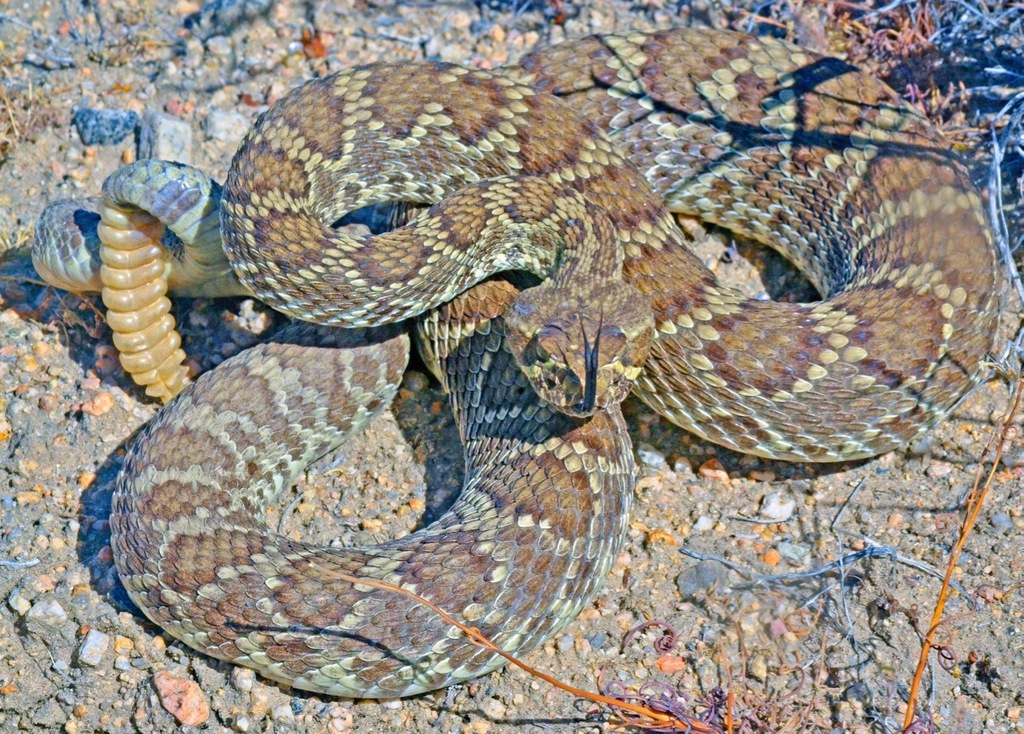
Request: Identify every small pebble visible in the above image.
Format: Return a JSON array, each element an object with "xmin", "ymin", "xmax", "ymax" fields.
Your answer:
[
  {"xmin": 327, "ymin": 706, "xmax": 354, "ymax": 734},
  {"xmin": 271, "ymin": 703, "xmax": 295, "ymax": 722},
  {"xmin": 81, "ymin": 392, "xmax": 116, "ymax": 416},
  {"xmin": 113, "ymin": 636, "xmax": 134, "ymax": 655},
  {"xmin": 204, "ymin": 35, "xmax": 234, "ymax": 61},
  {"xmin": 776, "ymin": 541, "xmax": 810, "ymax": 565},
  {"xmin": 676, "ymin": 559, "xmax": 730, "ymax": 598},
  {"xmin": 636, "ymin": 444, "xmax": 668, "ymax": 471},
  {"xmin": 748, "ymin": 654, "xmax": 768, "ymax": 681},
  {"xmin": 204, "ymin": 108, "xmax": 249, "ymax": 145},
  {"xmin": 759, "ymin": 492, "xmax": 796, "ymax": 522},
  {"xmin": 72, "ymin": 107, "xmax": 138, "ymax": 146},
  {"xmin": 153, "ymin": 670, "xmax": 210, "ymax": 727},
  {"xmin": 556, "ymin": 634, "xmax": 573, "ymax": 653},
  {"xmin": 76, "ymin": 629, "xmax": 110, "ymax": 667},
  {"xmin": 7, "ymin": 590, "xmax": 31, "ymax": 615},
  {"xmin": 927, "ymin": 462, "xmax": 953, "ymax": 479},
  {"xmin": 654, "ymin": 655, "xmax": 686, "ymax": 674},
  {"xmin": 137, "ymin": 111, "xmax": 193, "ymax": 163},
  {"xmin": 990, "ymin": 512, "xmax": 1014, "ymax": 532},
  {"xmin": 480, "ymin": 696, "xmax": 507, "ymax": 719},
  {"xmin": 693, "ymin": 515, "xmax": 714, "ymax": 532},
  {"xmin": 698, "ymin": 458, "xmax": 729, "ymax": 482},
  {"xmin": 231, "ymin": 666, "xmax": 255, "ymax": 692},
  {"xmin": 26, "ymin": 596, "xmax": 69, "ymax": 626},
  {"xmin": 1001, "ymin": 451, "xmax": 1024, "ymax": 469}
]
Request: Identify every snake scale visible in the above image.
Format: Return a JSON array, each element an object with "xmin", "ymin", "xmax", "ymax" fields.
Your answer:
[{"xmin": 34, "ymin": 29, "xmax": 999, "ymax": 697}]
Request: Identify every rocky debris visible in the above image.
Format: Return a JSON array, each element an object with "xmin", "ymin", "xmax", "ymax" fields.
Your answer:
[
  {"xmin": 138, "ymin": 112, "xmax": 194, "ymax": 164},
  {"xmin": 71, "ymin": 108, "xmax": 138, "ymax": 146},
  {"xmin": 75, "ymin": 629, "xmax": 110, "ymax": 667},
  {"xmin": 152, "ymin": 669, "xmax": 211, "ymax": 727}
]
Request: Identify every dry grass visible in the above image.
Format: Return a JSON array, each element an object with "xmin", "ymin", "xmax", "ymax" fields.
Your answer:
[{"xmin": 0, "ymin": 66, "xmax": 57, "ymax": 171}]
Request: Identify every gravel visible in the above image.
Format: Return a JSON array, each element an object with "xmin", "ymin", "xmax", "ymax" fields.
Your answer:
[{"xmin": 0, "ymin": 0, "xmax": 1021, "ymax": 732}]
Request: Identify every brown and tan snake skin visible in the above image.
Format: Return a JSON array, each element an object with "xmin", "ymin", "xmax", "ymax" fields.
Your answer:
[{"xmin": 34, "ymin": 29, "xmax": 1000, "ymax": 697}]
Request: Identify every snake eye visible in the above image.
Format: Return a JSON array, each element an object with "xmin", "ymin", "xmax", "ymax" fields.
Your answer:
[
  {"xmin": 596, "ymin": 326, "xmax": 626, "ymax": 365},
  {"xmin": 536, "ymin": 324, "xmax": 566, "ymax": 359}
]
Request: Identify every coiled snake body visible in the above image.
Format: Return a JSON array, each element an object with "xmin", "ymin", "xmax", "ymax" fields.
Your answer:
[{"xmin": 35, "ymin": 29, "xmax": 999, "ymax": 697}]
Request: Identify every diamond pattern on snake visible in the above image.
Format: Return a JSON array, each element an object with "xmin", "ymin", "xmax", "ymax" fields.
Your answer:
[{"xmin": 33, "ymin": 29, "xmax": 999, "ymax": 697}]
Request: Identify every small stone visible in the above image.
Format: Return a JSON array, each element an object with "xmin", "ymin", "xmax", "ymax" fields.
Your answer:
[
  {"xmin": 1001, "ymin": 451, "xmax": 1024, "ymax": 469},
  {"xmin": 7, "ymin": 590, "xmax": 31, "ymax": 615},
  {"xmin": 927, "ymin": 462, "xmax": 953, "ymax": 479},
  {"xmin": 693, "ymin": 515, "xmax": 714, "ymax": 532},
  {"xmin": 645, "ymin": 528, "xmax": 676, "ymax": 546},
  {"xmin": 698, "ymin": 458, "xmax": 729, "ymax": 482},
  {"xmin": 676, "ymin": 559, "xmax": 730, "ymax": 598},
  {"xmin": 26, "ymin": 596, "xmax": 69, "ymax": 626},
  {"xmin": 204, "ymin": 108, "xmax": 249, "ymax": 145},
  {"xmin": 15, "ymin": 490, "xmax": 41, "ymax": 504},
  {"xmin": 748, "ymin": 654, "xmax": 768, "ymax": 681},
  {"xmin": 81, "ymin": 391, "xmax": 115, "ymax": 416},
  {"xmin": 556, "ymin": 634, "xmax": 573, "ymax": 653},
  {"xmin": 327, "ymin": 706, "xmax": 354, "ymax": 734},
  {"xmin": 76, "ymin": 629, "xmax": 110, "ymax": 667},
  {"xmin": 153, "ymin": 670, "xmax": 210, "ymax": 727},
  {"xmin": 137, "ymin": 111, "xmax": 193, "ymax": 163},
  {"xmin": 250, "ymin": 689, "xmax": 271, "ymax": 717},
  {"xmin": 480, "ymin": 696, "xmax": 507, "ymax": 719},
  {"xmin": 232, "ymin": 715, "xmax": 251, "ymax": 732},
  {"xmin": 759, "ymin": 492, "xmax": 796, "ymax": 522},
  {"xmin": 761, "ymin": 549, "xmax": 782, "ymax": 567},
  {"xmin": 990, "ymin": 512, "xmax": 1014, "ymax": 532},
  {"xmin": 636, "ymin": 444, "xmax": 668, "ymax": 471},
  {"xmin": 113, "ymin": 636, "xmax": 134, "ymax": 655},
  {"xmin": 360, "ymin": 518, "xmax": 384, "ymax": 533},
  {"xmin": 72, "ymin": 107, "xmax": 138, "ymax": 146},
  {"xmin": 776, "ymin": 541, "xmax": 810, "ymax": 566},
  {"xmin": 271, "ymin": 703, "xmax": 294, "ymax": 722},
  {"xmin": 231, "ymin": 666, "xmax": 255, "ymax": 692},
  {"xmin": 204, "ymin": 35, "xmax": 234, "ymax": 61},
  {"xmin": 654, "ymin": 655, "xmax": 686, "ymax": 674}
]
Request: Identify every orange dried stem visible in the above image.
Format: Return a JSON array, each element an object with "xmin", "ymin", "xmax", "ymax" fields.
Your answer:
[
  {"xmin": 903, "ymin": 375, "xmax": 1023, "ymax": 729},
  {"xmin": 320, "ymin": 567, "xmax": 716, "ymax": 732}
]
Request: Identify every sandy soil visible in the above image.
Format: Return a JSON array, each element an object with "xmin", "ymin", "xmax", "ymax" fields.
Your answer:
[{"xmin": 1, "ymin": 1, "xmax": 1022, "ymax": 732}]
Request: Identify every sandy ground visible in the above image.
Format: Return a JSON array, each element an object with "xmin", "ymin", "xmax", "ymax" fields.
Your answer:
[{"xmin": 1, "ymin": 1, "xmax": 1023, "ymax": 732}]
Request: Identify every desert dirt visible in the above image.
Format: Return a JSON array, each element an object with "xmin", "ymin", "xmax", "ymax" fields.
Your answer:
[{"xmin": 1, "ymin": 0, "xmax": 1023, "ymax": 732}]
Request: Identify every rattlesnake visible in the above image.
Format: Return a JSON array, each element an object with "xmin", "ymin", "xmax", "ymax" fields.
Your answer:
[{"xmin": 34, "ymin": 29, "xmax": 999, "ymax": 697}]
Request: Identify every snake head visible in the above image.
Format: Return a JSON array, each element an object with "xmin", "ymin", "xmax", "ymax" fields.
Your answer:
[{"xmin": 505, "ymin": 280, "xmax": 654, "ymax": 417}]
